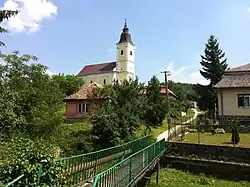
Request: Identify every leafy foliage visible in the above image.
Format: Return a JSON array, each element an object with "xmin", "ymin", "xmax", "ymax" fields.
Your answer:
[
  {"xmin": 144, "ymin": 76, "xmax": 167, "ymax": 127},
  {"xmin": 0, "ymin": 52, "xmax": 64, "ymax": 139},
  {"xmin": 52, "ymin": 74, "xmax": 85, "ymax": 97},
  {"xmin": 0, "ymin": 10, "xmax": 18, "ymax": 47},
  {"xmin": 92, "ymin": 77, "xmax": 146, "ymax": 148},
  {"xmin": 0, "ymin": 136, "xmax": 65, "ymax": 187}
]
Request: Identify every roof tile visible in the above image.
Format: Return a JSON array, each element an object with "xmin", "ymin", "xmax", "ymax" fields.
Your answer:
[{"xmin": 77, "ymin": 62, "xmax": 117, "ymax": 76}]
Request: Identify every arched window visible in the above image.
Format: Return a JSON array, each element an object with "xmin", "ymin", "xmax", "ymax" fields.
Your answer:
[
  {"xmin": 103, "ymin": 79, "xmax": 106, "ymax": 85},
  {"xmin": 130, "ymin": 51, "xmax": 132, "ymax": 56},
  {"xmin": 90, "ymin": 80, "xmax": 93, "ymax": 84},
  {"xmin": 121, "ymin": 50, "xmax": 124, "ymax": 55}
]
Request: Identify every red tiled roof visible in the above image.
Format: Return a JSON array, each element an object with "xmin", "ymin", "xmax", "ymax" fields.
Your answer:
[
  {"xmin": 160, "ymin": 87, "xmax": 176, "ymax": 96},
  {"xmin": 227, "ymin": 63, "xmax": 250, "ymax": 72},
  {"xmin": 66, "ymin": 82, "xmax": 103, "ymax": 100},
  {"xmin": 77, "ymin": 62, "xmax": 117, "ymax": 76}
]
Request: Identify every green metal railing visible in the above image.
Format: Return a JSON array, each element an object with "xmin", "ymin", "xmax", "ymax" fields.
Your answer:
[
  {"xmin": 4, "ymin": 174, "xmax": 24, "ymax": 187},
  {"xmin": 92, "ymin": 138, "xmax": 165, "ymax": 187},
  {"xmin": 37, "ymin": 136, "xmax": 151, "ymax": 186}
]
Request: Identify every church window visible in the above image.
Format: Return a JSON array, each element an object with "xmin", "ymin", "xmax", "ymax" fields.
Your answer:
[
  {"xmin": 121, "ymin": 50, "xmax": 124, "ymax": 55},
  {"xmin": 90, "ymin": 80, "xmax": 93, "ymax": 84},
  {"xmin": 130, "ymin": 51, "xmax": 132, "ymax": 55},
  {"xmin": 103, "ymin": 79, "xmax": 106, "ymax": 85}
]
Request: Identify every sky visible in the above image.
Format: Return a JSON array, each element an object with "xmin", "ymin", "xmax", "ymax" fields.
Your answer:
[{"xmin": 1, "ymin": 0, "xmax": 250, "ymax": 85}]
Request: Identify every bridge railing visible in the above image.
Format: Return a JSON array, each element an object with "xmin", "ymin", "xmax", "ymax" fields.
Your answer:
[
  {"xmin": 37, "ymin": 136, "xmax": 151, "ymax": 186},
  {"xmin": 4, "ymin": 174, "xmax": 24, "ymax": 187},
  {"xmin": 92, "ymin": 138, "xmax": 165, "ymax": 187}
]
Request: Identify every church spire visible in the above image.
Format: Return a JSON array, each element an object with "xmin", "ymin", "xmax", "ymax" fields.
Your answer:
[{"xmin": 117, "ymin": 19, "xmax": 134, "ymax": 46}]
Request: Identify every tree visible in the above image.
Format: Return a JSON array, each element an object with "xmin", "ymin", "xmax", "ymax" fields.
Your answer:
[
  {"xmin": 231, "ymin": 119, "xmax": 240, "ymax": 145},
  {"xmin": 144, "ymin": 76, "xmax": 167, "ymax": 127},
  {"xmin": 92, "ymin": 78, "xmax": 146, "ymax": 148},
  {"xmin": 200, "ymin": 35, "xmax": 228, "ymax": 86},
  {"xmin": 197, "ymin": 35, "xmax": 229, "ymax": 114},
  {"xmin": 52, "ymin": 74, "xmax": 85, "ymax": 97},
  {"xmin": 0, "ymin": 10, "xmax": 18, "ymax": 47},
  {"xmin": 0, "ymin": 52, "xmax": 64, "ymax": 139}
]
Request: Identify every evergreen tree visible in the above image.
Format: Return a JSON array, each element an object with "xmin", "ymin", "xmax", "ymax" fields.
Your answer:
[
  {"xmin": 144, "ymin": 76, "xmax": 167, "ymax": 127},
  {"xmin": 197, "ymin": 35, "xmax": 229, "ymax": 114},
  {"xmin": 200, "ymin": 35, "xmax": 229, "ymax": 86},
  {"xmin": 231, "ymin": 119, "xmax": 240, "ymax": 144}
]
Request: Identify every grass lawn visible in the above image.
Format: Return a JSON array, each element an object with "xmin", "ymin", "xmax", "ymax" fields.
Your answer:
[
  {"xmin": 149, "ymin": 168, "xmax": 250, "ymax": 187},
  {"xmin": 179, "ymin": 132, "xmax": 250, "ymax": 148}
]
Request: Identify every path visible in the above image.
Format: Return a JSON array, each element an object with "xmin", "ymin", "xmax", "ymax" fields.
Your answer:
[{"xmin": 157, "ymin": 108, "xmax": 200, "ymax": 141}]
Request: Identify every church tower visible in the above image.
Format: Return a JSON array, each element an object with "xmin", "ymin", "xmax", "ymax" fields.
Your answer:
[{"xmin": 116, "ymin": 19, "xmax": 135, "ymax": 82}]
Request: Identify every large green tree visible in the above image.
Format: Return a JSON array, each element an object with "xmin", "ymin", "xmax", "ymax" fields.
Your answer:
[
  {"xmin": 52, "ymin": 73, "xmax": 85, "ymax": 97},
  {"xmin": 92, "ymin": 78, "xmax": 146, "ymax": 148},
  {"xmin": 197, "ymin": 35, "xmax": 229, "ymax": 113},
  {"xmin": 144, "ymin": 76, "xmax": 167, "ymax": 127},
  {"xmin": 0, "ymin": 52, "xmax": 64, "ymax": 139},
  {"xmin": 200, "ymin": 35, "xmax": 229, "ymax": 86}
]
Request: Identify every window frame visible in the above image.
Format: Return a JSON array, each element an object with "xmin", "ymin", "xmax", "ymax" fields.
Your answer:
[
  {"xmin": 103, "ymin": 79, "xmax": 106, "ymax": 85},
  {"xmin": 78, "ymin": 103, "xmax": 89, "ymax": 113},
  {"xmin": 130, "ymin": 51, "xmax": 132, "ymax": 56},
  {"xmin": 121, "ymin": 50, "xmax": 124, "ymax": 55},
  {"xmin": 237, "ymin": 94, "xmax": 250, "ymax": 108}
]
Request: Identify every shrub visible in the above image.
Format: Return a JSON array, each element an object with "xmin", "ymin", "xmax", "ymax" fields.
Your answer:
[
  {"xmin": 231, "ymin": 120, "xmax": 240, "ymax": 144},
  {"xmin": 0, "ymin": 136, "xmax": 65, "ymax": 187}
]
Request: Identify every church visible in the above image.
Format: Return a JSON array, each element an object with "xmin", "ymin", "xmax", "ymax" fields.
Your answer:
[{"xmin": 77, "ymin": 20, "xmax": 135, "ymax": 85}]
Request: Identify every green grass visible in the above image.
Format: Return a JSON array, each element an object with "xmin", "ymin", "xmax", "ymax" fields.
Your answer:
[
  {"xmin": 149, "ymin": 168, "xmax": 250, "ymax": 187},
  {"xmin": 179, "ymin": 132, "xmax": 250, "ymax": 148}
]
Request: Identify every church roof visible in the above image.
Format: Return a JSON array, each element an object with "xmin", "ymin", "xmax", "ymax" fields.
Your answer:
[
  {"xmin": 117, "ymin": 19, "xmax": 135, "ymax": 46},
  {"xmin": 77, "ymin": 62, "xmax": 117, "ymax": 76}
]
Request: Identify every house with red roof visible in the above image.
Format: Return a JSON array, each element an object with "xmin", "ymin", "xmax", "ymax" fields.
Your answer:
[
  {"xmin": 65, "ymin": 82, "xmax": 104, "ymax": 119},
  {"xmin": 77, "ymin": 20, "xmax": 135, "ymax": 86},
  {"xmin": 214, "ymin": 63, "xmax": 250, "ymax": 131}
]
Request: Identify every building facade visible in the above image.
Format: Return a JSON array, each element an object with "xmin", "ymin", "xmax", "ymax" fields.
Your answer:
[
  {"xmin": 214, "ymin": 63, "xmax": 250, "ymax": 132},
  {"xmin": 77, "ymin": 20, "xmax": 135, "ymax": 85}
]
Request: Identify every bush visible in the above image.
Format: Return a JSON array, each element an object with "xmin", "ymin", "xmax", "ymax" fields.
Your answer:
[
  {"xmin": 0, "ymin": 136, "xmax": 65, "ymax": 187},
  {"xmin": 231, "ymin": 121, "xmax": 240, "ymax": 144}
]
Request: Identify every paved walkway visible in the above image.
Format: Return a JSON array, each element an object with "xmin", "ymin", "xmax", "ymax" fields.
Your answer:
[{"xmin": 157, "ymin": 108, "xmax": 200, "ymax": 141}]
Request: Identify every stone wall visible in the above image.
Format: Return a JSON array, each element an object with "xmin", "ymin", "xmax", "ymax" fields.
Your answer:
[
  {"xmin": 161, "ymin": 155, "xmax": 250, "ymax": 181},
  {"xmin": 165, "ymin": 142, "xmax": 250, "ymax": 163},
  {"xmin": 218, "ymin": 115, "xmax": 250, "ymax": 132},
  {"xmin": 163, "ymin": 142, "xmax": 250, "ymax": 181}
]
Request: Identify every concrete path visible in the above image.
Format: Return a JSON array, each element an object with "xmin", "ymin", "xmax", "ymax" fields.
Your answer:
[{"xmin": 157, "ymin": 108, "xmax": 200, "ymax": 141}]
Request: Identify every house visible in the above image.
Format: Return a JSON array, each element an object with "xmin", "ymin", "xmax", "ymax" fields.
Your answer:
[
  {"xmin": 77, "ymin": 20, "xmax": 135, "ymax": 86},
  {"xmin": 160, "ymin": 87, "xmax": 177, "ymax": 100},
  {"xmin": 214, "ymin": 63, "xmax": 250, "ymax": 130},
  {"xmin": 65, "ymin": 82, "xmax": 104, "ymax": 119}
]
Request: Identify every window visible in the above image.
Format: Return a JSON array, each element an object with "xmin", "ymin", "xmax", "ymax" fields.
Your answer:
[
  {"xmin": 103, "ymin": 79, "xmax": 106, "ymax": 85},
  {"xmin": 78, "ymin": 103, "xmax": 89, "ymax": 113},
  {"xmin": 238, "ymin": 94, "xmax": 250, "ymax": 108},
  {"xmin": 130, "ymin": 51, "xmax": 132, "ymax": 55},
  {"xmin": 90, "ymin": 80, "xmax": 93, "ymax": 84},
  {"xmin": 121, "ymin": 50, "xmax": 123, "ymax": 55}
]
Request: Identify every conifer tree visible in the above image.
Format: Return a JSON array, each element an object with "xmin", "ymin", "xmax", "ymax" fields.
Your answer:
[{"xmin": 197, "ymin": 35, "xmax": 229, "ymax": 114}]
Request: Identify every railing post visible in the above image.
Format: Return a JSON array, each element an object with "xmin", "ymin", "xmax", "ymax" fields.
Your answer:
[
  {"xmin": 156, "ymin": 160, "xmax": 160, "ymax": 184},
  {"xmin": 129, "ymin": 158, "xmax": 132, "ymax": 182}
]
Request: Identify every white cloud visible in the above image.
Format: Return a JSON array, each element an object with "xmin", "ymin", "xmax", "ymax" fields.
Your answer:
[
  {"xmin": 46, "ymin": 69, "xmax": 54, "ymax": 76},
  {"xmin": 248, "ymin": 7, "xmax": 250, "ymax": 12},
  {"xmin": 159, "ymin": 61, "xmax": 209, "ymax": 85},
  {"xmin": 1, "ymin": 0, "xmax": 58, "ymax": 33}
]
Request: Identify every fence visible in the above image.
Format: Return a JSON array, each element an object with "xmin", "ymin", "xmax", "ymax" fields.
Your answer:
[
  {"xmin": 37, "ymin": 136, "xmax": 151, "ymax": 186},
  {"xmin": 4, "ymin": 174, "xmax": 24, "ymax": 187},
  {"xmin": 92, "ymin": 138, "xmax": 165, "ymax": 187}
]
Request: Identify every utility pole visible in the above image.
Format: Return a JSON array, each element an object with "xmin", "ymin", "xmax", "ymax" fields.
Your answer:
[{"xmin": 161, "ymin": 70, "xmax": 171, "ymax": 141}]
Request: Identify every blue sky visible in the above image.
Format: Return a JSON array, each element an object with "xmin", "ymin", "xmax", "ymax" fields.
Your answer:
[{"xmin": 1, "ymin": 0, "xmax": 250, "ymax": 85}]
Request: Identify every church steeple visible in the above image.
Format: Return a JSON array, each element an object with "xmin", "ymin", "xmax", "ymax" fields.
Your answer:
[{"xmin": 117, "ymin": 19, "xmax": 135, "ymax": 46}]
